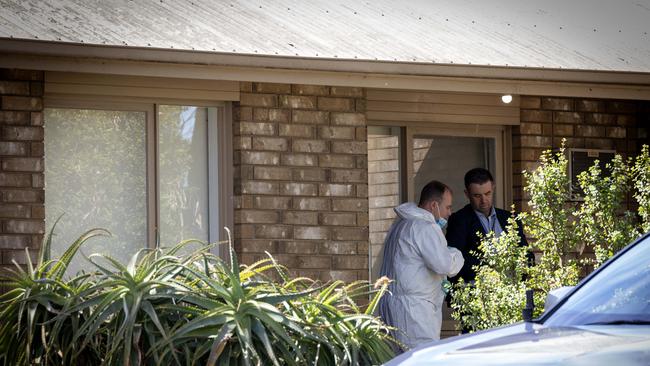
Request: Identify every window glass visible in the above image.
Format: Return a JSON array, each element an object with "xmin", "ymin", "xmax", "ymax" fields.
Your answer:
[
  {"xmin": 44, "ymin": 108, "xmax": 147, "ymax": 273},
  {"xmin": 158, "ymin": 105, "xmax": 210, "ymax": 247}
]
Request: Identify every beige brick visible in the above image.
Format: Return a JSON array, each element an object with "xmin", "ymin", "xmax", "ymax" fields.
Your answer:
[
  {"xmin": 235, "ymin": 224, "xmax": 255, "ymax": 239},
  {"xmin": 279, "ymin": 95, "xmax": 317, "ymax": 109},
  {"xmin": 513, "ymin": 148, "xmax": 544, "ymax": 162},
  {"xmin": 368, "ymin": 183, "xmax": 399, "ymax": 197},
  {"xmin": 292, "ymin": 110, "xmax": 329, "ymax": 124},
  {"xmin": 292, "ymin": 168, "xmax": 327, "ymax": 182},
  {"xmin": 292, "ymin": 139, "xmax": 329, "ymax": 153},
  {"xmin": 585, "ymin": 138, "xmax": 615, "ymax": 149},
  {"xmin": 293, "ymin": 197, "xmax": 330, "ymax": 211},
  {"xmin": 0, "ymin": 173, "xmax": 31, "ymax": 187},
  {"xmin": 4, "ymin": 220, "xmax": 44, "ymax": 234},
  {"xmin": 1, "ymin": 126, "xmax": 43, "ymax": 140},
  {"xmin": 253, "ymin": 82, "xmax": 291, "ymax": 94},
  {"xmin": 319, "ymin": 155, "xmax": 355, "ymax": 168},
  {"xmin": 241, "ymin": 181, "xmax": 279, "ymax": 195},
  {"xmin": 356, "ymin": 156, "xmax": 367, "ymax": 169},
  {"xmin": 31, "ymin": 174, "xmax": 43, "ymax": 188},
  {"xmin": 0, "ymin": 81, "xmax": 30, "ymax": 95},
  {"xmin": 280, "ymin": 182, "xmax": 318, "ymax": 196},
  {"xmin": 254, "ymin": 196, "xmax": 292, "ymax": 210},
  {"xmin": 320, "ymin": 212, "xmax": 357, "ymax": 226},
  {"xmin": 240, "ymin": 151, "xmax": 280, "ymax": 165},
  {"xmin": 294, "ymin": 226, "xmax": 329, "ymax": 240},
  {"xmin": 252, "ymin": 137, "xmax": 289, "ymax": 151},
  {"xmin": 281, "ymin": 153, "xmax": 318, "ymax": 166},
  {"xmin": 253, "ymin": 108, "xmax": 290, "ymax": 123},
  {"xmin": 369, "ymin": 195, "xmax": 399, "ymax": 209},
  {"xmin": 331, "ymin": 169, "xmax": 366, "ymax": 183},
  {"xmin": 1, "ymin": 96, "xmax": 42, "ymax": 111},
  {"xmin": 237, "ymin": 106, "xmax": 253, "ymax": 121},
  {"xmin": 238, "ymin": 122, "xmax": 275, "ymax": 135},
  {"xmin": 0, "ymin": 141, "xmax": 27, "ymax": 155},
  {"xmin": 30, "ymin": 81, "xmax": 43, "ymax": 97},
  {"xmin": 0, "ymin": 203, "xmax": 30, "ymax": 218},
  {"xmin": 255, "ymin": 225, "xmax": 292, "ymax": 239},
  {"xmin": 283, "ymin": 211, "xmax": 318, "ymax": 225},
  {"xmin": 584, "ymin": 113, "xmax": 617, "ymax": 125},
  {"xmin": 332, "ymin": 255, "xmax": 367, "ymax": 270},
  {"xmin": 367, "ymin": 171, "xmax": 399, "ymax": 184},
  {"xmin": 541, "ymin": 97, "xmax": 573, "ymax": 111},
  {"xmin": 326, "ymin": 270, "xmax": 358, "ymax": 282},
  {"xmin": 0, "ymin": 235, "xmax": 32, "ymax": 249},
  {"xmin": 368, "ymin": 160, "xmax": 399, "ymax": 173},
  {"xmin": 31, "ymin": 206, "xmax": 44, "ymax": 219},
  {"xmin": 368, "ymin": 136, "xmax": 399, "ymax": 149},
  {"xmin": 2, "ymin": 189, "xmax": 42, "ymax": 203},
  {"xmin": 331, "ymin": 112, "xmax": 366, "ymax": 126},
  {"xmin": 575, "ymin": 125, "xmax": 605, "ymax": 138},
  {"xmin": 330, "ymin": 86, "xmax": 363, "ymax": 98},
  {"xmin": 319, "ymin": 183, "xmax": 354, "ymax": 197},
  {"xmin": 331, "ymin": 141, "xmax": 367, "ymax": 154},
  {"xmin": 521, "ymin": 110, "xmax": 552, "ymax": 123},
  {"xmin": 320, "ymin": 241, "xmax": 357, "ymax": 255},
  {"xmin": 278, "ymin": 241, "xmax": 319, "ymax": 254},
  {"xmin": 235, "ymin": 210, "xmax": 279, "ymax": 224},
  {"xmin": 317, "ymin": 97, "xmax": 354, "ymax": 111},
  {"xmin": 617, "ymin": 115, "xmax": 637, "ymax": 126},
  {"xmin": 332, "ymin": 198, "xmax": 367, "ymax": 212},
  {"xmin": 0, "ymin": 111, "xmax": 30, "ymax": 124},
  {"xmin": 513, "ymin": 161, "xmax": 541, "ymax": 174},
  {"xmin": 553, "ymin": 137, "xmax": 585, "ymax": 148},
  {"xmin": 254, "ymin": 166, "xmax": 292, "ymax": 180},
  {"xmin": 30, "ymin": 112, "xmax": 43, "ymax": 126},
  {"xmin": 279, "ymin": 124, "xmax": 314, "ymax": 138},
  {"xmin": 319, "ymin": 126, "xmax": 355, "ymax": 139},
  {"xmin": 239, "ymin": 82, "xmax": 253, "ymax": 93},
  {"xmin": 606, "ymin": 127, "xmax": 626, "ymax": 139},
  {"xmin": 297, "ymin": 255, "xmax": 331, "ymax": 269},
  {"xmin": 554, "ymin": 124, "xmax": 574, "ymax": 137},
  {"xmin": 516, "ymin": 122, "xmax": 542, "ymax": 135},
  {"xmin": 356, "ymin": 185, "xmax": 368, "ymax": 198},
  {"xmin": 519, "ymin": 96, "xmax": 541, "ymax": 109},
  {"xmin": 240, "ymin": 93, "xmax": 277, "ymax": 107},
  {"xmin": 239, "ymin": 240, "xmax": 277, "ymax": 253},
  {"xmin": 513, "ymin": 136, "xmax": 552, "ymax": 148},
  {"xmin": 356, "ymin": 127, "xmax": 367, "ymax": 141},
  {"xmin": 292, "ymin": 85, "xmax": 330, "ymax": 96},
  {"xmin": 234, "ymin": 136, "xmax": 252, "ymax": 150},
  {"xmin": 553, "ymin": 111, "xmax": 583, "ymax": 124},
  {"xmin": 576, "ymin": 100, "xmax": 605, "ymax": 112},
  {"xmin": 606, "ymin": 101, "xmax": 637, "ymax": 114},
  {"xmin": 30, "ymin": 142, "xmax": 43, "ymax": 157},
  {"xmin": 2, "ymin": 250, "xmax": 38, "ymax": 265}
]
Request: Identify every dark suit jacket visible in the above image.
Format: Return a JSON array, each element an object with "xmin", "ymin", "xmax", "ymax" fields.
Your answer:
[{"xmin": 445, "ymin": 204, "xmax": 528, "ymax": 283}]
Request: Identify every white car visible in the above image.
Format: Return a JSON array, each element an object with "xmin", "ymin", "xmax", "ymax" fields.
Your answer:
[{"xmin": 385, "ymin": 233, "xmax": 650, "ymax": 366}]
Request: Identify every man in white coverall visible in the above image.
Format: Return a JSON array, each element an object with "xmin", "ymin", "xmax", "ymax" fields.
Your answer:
[{"xmin": 378, "ymin": 180, "xmax": 464, "ymax": 351}]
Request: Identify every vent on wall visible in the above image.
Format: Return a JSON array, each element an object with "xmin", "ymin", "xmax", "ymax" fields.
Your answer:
[{"xmin": 568, "ymin": 148, "xmax": 616, "ymax": 201}]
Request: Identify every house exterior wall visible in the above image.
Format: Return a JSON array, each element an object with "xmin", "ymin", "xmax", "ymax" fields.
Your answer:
[
  {"xmin": 0, "ymin": 68, "xmax": 44, "ymax": 277},
  {"xmin": 232, "ymin": 82, "xmax": 370, "ymax": 282},
  {"xmin": 513, "ymin": 96, "xmax": 650, "ymax": 212}
]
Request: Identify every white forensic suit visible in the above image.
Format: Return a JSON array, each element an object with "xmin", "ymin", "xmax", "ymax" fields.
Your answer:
[{"xmin": 378, "ymin": 202, "xmax": 464, "ymax": 350}]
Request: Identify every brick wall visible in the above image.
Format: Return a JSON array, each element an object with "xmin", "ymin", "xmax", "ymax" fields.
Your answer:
[
  {"xmin": 233, "ymin": 82, "xmax": 369, "ymax": 282},
  {"xmin": 513, "ymin": 96, "xmax": 650, "ymax": 212},
  {"xmin": 0, "ymin": 69, "xmax": 45, "ymax": 278}
]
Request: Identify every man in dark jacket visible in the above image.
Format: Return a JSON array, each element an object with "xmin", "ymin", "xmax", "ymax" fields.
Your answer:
[{"xmin": 446, "ymin": 168, "xmax": 528, "ymax": 284}]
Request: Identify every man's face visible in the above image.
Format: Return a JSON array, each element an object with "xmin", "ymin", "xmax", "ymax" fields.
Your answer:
[
  {"xmin": 465, "ymin": 181, "xmax": 494, "ymax": 216},
  {"xmin": 434, "ymin": 190, "xmax": 453, "ymax": 220}
]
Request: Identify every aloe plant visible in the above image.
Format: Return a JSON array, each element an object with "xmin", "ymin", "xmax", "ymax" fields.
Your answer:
[{"xmin": 0, "ymin": 226, "xmax": 396, "ymax": 365}]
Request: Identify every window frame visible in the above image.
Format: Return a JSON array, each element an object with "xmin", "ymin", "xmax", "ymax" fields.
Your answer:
[{"xmin": 43, "ymin": 95, "xmax": 233, "ymax": 257}]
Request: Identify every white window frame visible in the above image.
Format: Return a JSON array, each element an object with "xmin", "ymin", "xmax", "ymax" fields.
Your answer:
[{"xmin": 44, "ymin": 96, "xmax": 233, "ymax": 257}]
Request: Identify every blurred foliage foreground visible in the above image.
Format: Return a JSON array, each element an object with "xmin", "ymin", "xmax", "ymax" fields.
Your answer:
[
  {"xmin": 0, "ymin": 227, "xmax": 397, "ymax": 365},
  {"xmin": 451, "ymin": 143, "xmax": 650, "ymax": 332}
]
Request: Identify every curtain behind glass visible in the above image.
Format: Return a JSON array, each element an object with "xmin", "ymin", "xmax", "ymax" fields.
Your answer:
[{"xmin": 44, "ymin": 108, "xmax": 147, "ymax": 274}]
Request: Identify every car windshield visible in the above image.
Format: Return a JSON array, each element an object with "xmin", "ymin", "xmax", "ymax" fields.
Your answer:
[{"xmin": 544, "ymin": 235, "xmax": 650, "ymax": 326}]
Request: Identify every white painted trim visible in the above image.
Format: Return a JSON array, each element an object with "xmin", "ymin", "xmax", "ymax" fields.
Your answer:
[{"xmin": 3, "ymin": 47, "xmax": 650, "ymax": 100}]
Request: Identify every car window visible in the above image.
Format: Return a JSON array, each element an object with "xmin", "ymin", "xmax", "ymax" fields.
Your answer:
[{"xmin": 544, "ymin": 236, "xmax": 650, "ymax": 326}]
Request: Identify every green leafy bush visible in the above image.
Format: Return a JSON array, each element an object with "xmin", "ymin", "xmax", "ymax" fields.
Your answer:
[
  {"xmin": 451, "ymin": 142, "xmax": 650, "ymax": 332},
  {"xmin": 0, "ymin": 228, "xmax": 396, "ymax": 365}
]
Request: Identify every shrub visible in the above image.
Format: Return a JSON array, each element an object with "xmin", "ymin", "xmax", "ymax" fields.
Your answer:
[{"xmin": 0, "ymin": 227, "xmax": 396, "ymax": 365}]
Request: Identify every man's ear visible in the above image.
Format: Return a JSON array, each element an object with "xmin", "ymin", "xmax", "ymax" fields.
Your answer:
[{"xmin": 464, "ymin": 189, "xmax": 470, "ymax": 200}]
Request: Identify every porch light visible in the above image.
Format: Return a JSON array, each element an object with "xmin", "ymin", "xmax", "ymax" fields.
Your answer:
[{"xmin": 501, "ymin": 94, "xmax": 513, "ymax": 104}]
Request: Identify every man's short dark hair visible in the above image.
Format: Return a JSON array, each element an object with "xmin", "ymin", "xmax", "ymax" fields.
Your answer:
[
  {"xmin": 418, "ymin": 180, "xmax": 451, "ymax": 206},
  {"xmin": 464, "ymin": 168, "xmax": 494, "ymax": 189}
]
